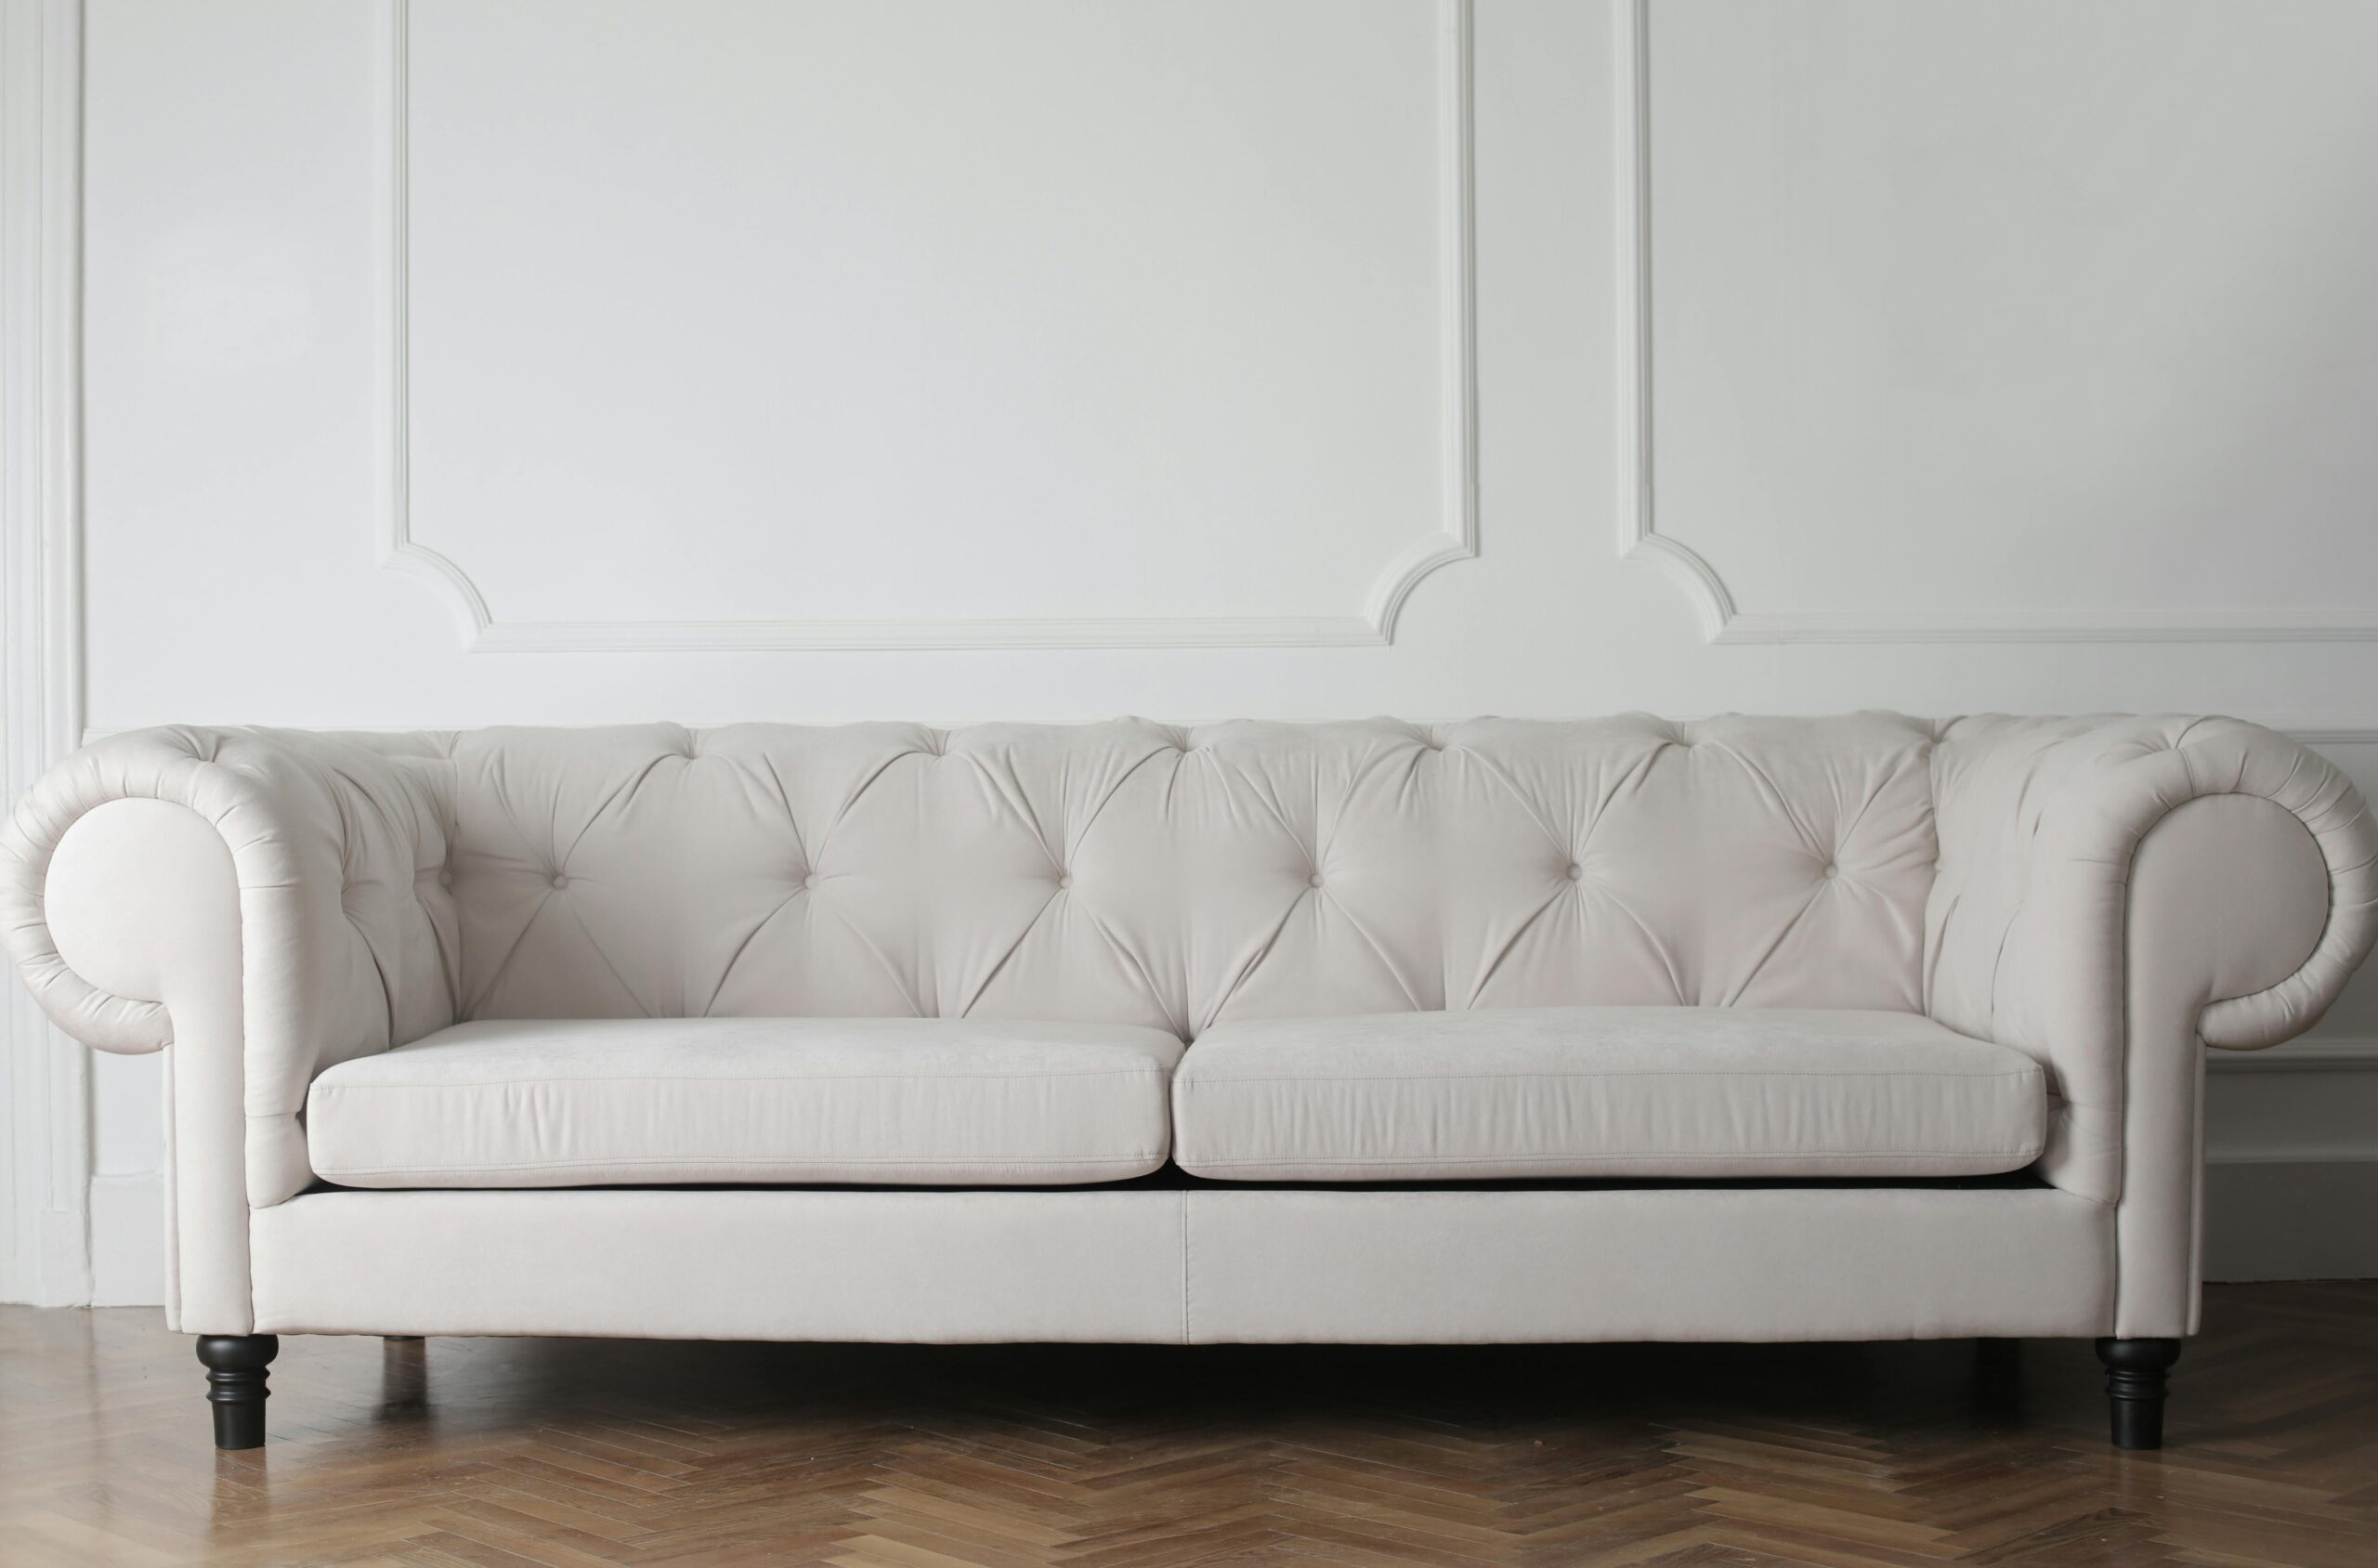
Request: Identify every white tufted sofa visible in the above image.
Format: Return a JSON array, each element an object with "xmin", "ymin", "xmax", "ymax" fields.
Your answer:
[{"xmin": 5, "ymin": 713, "xmax": 2372, "ymax": 1451}]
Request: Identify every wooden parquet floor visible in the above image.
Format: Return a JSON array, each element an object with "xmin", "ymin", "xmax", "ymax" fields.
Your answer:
[{"xmin": 2, "ymin": 1283, "xmax": 2373, "ymax": 1567}]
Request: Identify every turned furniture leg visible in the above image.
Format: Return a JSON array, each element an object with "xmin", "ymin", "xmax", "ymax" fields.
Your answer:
[
  {"xmin": 195, "ymin": 1334, "xmax": 279, "ymax": 1450},
  {"xmin": 2095, "ymin": 1337, "xmax": 2180, "ymax": 1450}
]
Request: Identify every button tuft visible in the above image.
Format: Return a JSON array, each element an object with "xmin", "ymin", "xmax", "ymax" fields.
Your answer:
[
  {"xmin": 1566, "ymin": 864, "xmax": 1584, "ymax": 882},
  {"xmin": 550, "ymin": 873, "xmax": 569, "ymax": 890}
]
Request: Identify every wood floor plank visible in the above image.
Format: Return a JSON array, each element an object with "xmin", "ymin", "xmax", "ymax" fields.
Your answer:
[{"xmin": 3, "ymin": 1284, "xmax": 2374, "ymax": 1564}]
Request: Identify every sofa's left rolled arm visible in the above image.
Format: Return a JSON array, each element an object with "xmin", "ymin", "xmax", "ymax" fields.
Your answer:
[
  {"xmin": 5, "ymin": 736, "xmax": 255, "ymax": 1055},
  {"xmin": 5, "ymin": 726, "xmax": 460, "ymax": 1061},
  {"xmin": 1, "ymin": 728, "xmax": 459, "ymax": 1328}
]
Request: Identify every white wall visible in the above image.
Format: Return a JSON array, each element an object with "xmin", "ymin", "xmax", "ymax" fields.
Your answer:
[{"xmin": 8, "ymin": 0, "xmax": 2378, "ymax": 1303}]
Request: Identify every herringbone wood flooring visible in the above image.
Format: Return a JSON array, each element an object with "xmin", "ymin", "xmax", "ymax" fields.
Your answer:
[{"xmin": 2, "ymin": 1284, "xmax": 2372, "ymax": 1567}]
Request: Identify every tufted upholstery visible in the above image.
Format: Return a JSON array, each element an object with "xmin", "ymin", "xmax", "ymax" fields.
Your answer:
[
  {"xmin": 430, "ymin": 713, "xmax": 1938, "ymax": 1033},
  {"xmin": 3, "ymin": 713, "xmax": 2370, "ymax": 1213}
]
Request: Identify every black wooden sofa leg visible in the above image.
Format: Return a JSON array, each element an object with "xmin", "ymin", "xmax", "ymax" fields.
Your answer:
[
  {"xmin": 2095, "ymin": 1337, "xmax": 2180, "ymax": 1450},
  {"xmin": 196, "ymin": 1334, "xmax": 279, "ymax": 1450}
]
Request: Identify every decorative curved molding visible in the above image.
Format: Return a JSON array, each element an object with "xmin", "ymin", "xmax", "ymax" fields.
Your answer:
[
  {"xmin": 1614, "ymin": 0, "xmax": 2378, "ymax": 647},
  {"xmin": 1366, "ymin": 533, "xmax": 1475, "ymax": 646},
  {"xmin": 1621, "ymin": 534, "xmax": 1732, "ymax": 644},
  {"xmin": 376, "ymin": 0, "xmax": 1475, "ymax": 652},
  {"xmin": 1372, "ymin": 0, "xmax": 1481, "ymax": 645}
]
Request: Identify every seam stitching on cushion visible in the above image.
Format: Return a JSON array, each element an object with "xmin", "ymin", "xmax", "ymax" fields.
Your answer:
[
  {"xmin": 315, "ymin": 1152, "xmax": 1167, "ymax": 1175},
  {"xmin": 314, "ymin": 1068, "xmax": 1169, "ymax": 1090},
  {"xmin": 1185, "ymin": 1148, "xmax": 2045, "ymax": 1166},
  {"xmin": 1177, "ymin": 1069, "xmax": 2042, "ymax": 1084}
]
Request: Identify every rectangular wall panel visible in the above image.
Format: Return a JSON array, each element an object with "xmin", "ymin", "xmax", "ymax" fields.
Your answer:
[
  {"xmin": 400, "ymin": 0, "xmax": 1470, "ymax": 645},
  {"xmin": 1645, "ymin": 0, "xmax": 2378, "ymax": 638}
]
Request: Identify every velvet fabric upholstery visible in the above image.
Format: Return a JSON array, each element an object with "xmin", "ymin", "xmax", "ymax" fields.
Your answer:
[
  {"xmin": 4, "ymin": 713, "xmax": 2368, "ymax": 1340},
  {"xmin": 1172, "ymin": 1006, "xmax": 2045, "ymax": 1182},
  {"xmin": 308, "ymin": 1016, "xmax": 1182, "ymax": 1188}
]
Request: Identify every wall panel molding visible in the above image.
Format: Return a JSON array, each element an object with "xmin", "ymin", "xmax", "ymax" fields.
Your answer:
[
  {"xmin": 1610, "ymin": 0, "xmax": 1732, "ymax": 644},
  {"xmin": 1615, "ymin": 0, "xmax": 2378, "ymax": 647},
  {"xmin": 377, "ymin": 0, "xmax": 1478, "ymax": 652},
  {"xmin": 0, "ymin": 0, "xmax": 90, "ymax": 1307}
]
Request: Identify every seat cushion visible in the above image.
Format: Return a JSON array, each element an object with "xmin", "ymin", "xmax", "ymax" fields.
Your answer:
[
  {"xmin": 1171, "ymin": 1007, "xmax": 2045, "ymax": 1182},
  {"xmin": 307, "ymin": 1017, "xmax": 1185, "ymax": 1188}
]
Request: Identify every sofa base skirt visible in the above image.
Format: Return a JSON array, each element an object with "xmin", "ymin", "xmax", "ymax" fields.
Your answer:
[{"xmin": 246, "ymin": 1183, "xmax": 2114, "ymax": 1344}]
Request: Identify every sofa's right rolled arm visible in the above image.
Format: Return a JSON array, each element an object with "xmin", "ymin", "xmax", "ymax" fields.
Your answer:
[
  {"xmin": 1929, "ymin": 716, "xmax": 2378, "ymax": 1059},
  {"xmin": 1928, "ymin": 717, "xmax": 2378, "ymax": 1229}
]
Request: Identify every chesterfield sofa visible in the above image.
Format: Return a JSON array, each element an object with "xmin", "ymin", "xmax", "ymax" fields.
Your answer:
[{"xmin": 5, "ymin": 714, "xmax": 2372, "ymax": 1453}]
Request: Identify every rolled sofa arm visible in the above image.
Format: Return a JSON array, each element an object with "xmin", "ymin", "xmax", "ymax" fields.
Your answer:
[
  {"xmin": 0, "ymin": 727, "xmax": 457, "ymax": 1329},
  {"xmin": 1927, "ymin": 716, "xmax": 2378, "ymax": 1336}
]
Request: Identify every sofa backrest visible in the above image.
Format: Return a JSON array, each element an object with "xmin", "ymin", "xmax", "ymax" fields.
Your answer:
[{"xmin": 409, "ymin": 713, "xmax": 1940, "ymax": 1037}]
